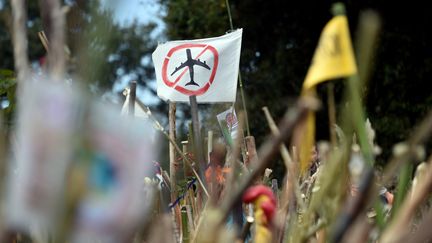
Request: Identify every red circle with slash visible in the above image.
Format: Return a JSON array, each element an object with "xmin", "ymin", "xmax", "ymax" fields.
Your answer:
[{"xmin": 162, "ymin": 44, "xmax": 219, "ymax": 96}]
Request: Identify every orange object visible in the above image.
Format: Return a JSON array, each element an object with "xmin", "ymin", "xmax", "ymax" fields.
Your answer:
[{"xmin": 205, "ymin": 166, "xmax": 231, "ymax": 184}]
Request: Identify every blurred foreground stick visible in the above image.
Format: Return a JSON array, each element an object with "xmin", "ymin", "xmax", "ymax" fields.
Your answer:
[
  {"xmin": 219, "ymin": 96, "xmax": 320, "ymax": 223},
  {"xmin": 330, "ymin": 166, "xmax": 374, "ymax": 243}
]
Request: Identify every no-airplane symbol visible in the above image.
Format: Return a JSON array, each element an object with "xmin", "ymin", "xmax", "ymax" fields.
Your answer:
[{"xmin": 162, "ymin": 44, "xmax": 219, "ymax": 96}]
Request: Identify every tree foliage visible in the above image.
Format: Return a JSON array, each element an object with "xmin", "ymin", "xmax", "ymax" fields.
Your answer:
[
  {"xmin": 0, "ymin": 0, "xmax": 159, "ymax": 126},
  {"xmin": 160, "ymin": 0, "xmax": 432, "ymax": 166}
]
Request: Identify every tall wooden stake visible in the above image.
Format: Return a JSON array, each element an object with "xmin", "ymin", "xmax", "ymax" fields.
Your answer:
[
  {"xmin": 169, "ymin": 101, "xmax": 177, "ymax": 197},
  {"xmin": 189, "ymin": 96, "xmax": 206, "ymax": 185},
  {"xmin": 189, "ymin": 95, "xmax": 207, "ymax": 214},
  {"xmin": 129, "ymin": 81, "xmax": 137, "ymax": 116},
  {"xmin": 168, "ymin": 101, "xmax": 182, "ymax": 242}
]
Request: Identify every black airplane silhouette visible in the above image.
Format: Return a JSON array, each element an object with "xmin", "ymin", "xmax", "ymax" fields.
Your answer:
[{"xmin": 171, "ymin": 49, "xmax": 211, "ymax": 86}]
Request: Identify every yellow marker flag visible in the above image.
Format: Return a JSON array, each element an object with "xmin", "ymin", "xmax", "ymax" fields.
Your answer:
[
  {"xmin": 298, "ymin": 15, "xmax": 357, "ymax": 175},
  {"xmin": 303, "ymin": 15, "xmax": 357, "ymax": 90}
]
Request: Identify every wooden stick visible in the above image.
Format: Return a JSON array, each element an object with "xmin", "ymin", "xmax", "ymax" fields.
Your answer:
[
  {"xmin": 262, "ymin": 107, "xmax": 293, "ymax": 167},
  {"xmin": 169, "ymin": 102, "xmax": 177, "ymax": 196},
  {"xmin": 38, "ymin": 31, "xmax": 50, "ymax": 53},
  {"xmin": 131, "ymin": 101, "xmax": 209, "ymax": 197},
  {"xmin": 330, "ymin": 166, "xmax": 375, "ymax": 243},
  {"xmin": 11, "ymin": 0, "xmax": 31, "ymax": 83},
  {"xmin": 182, "ymin": 141, "xmax": 190, "ymax": 178},
  {"xmin": 189, "ymin": 95, "xmax": 206, "ymax": 181},
  {"xmin": 168, "ymin": 101, "xmax": 182, "ymax": 241},
  {"xmin": 129, "ymin": 81, "xmax": 137, "ymax": 116},
  {"xmin": 189, "ymin": 95, "xmax": 207, "ymax": 215}
]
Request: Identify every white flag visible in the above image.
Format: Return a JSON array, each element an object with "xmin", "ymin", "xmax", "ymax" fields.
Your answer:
[{"xmin": 152, "ymin": 29, "xmax": 243, "ymax": 103}]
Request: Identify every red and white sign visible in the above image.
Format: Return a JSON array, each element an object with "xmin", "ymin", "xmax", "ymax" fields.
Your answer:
[{"xmin": 152, "ymin": 29, "xmax": 242, "ymax": 103}]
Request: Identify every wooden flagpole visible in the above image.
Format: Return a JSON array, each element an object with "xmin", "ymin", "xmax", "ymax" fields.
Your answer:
[
  {"xmin": 168, "ymin": 101, "xmax": 182, "ymax": 241},
  {"xmin": 189, "ymin": 95, "xmax": 207, "ymax": 214}
]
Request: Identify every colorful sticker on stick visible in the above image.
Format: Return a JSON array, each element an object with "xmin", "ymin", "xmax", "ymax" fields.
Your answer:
[{"xmin": 217, "ymin": 107, "xmax": 239, "ymax": 146}]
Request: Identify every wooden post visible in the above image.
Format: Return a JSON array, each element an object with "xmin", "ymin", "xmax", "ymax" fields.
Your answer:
[
  {"xmin": 189, "ymin": 95, "xmax": 207, "ymax": 215},
  {"xmin": 129, "ymin": 81, "xmax": 137, "ymax": 116},
  {"xmin": 169, "ymin": 102, "xmax": 177, "ymax": 196},
  {"xmin": 189, "ymin": 96, "xmax": 206, "ymax": 186},
  {"xmin": 168, "ymin": 101, "xmax": 181, "ymax": 241}
]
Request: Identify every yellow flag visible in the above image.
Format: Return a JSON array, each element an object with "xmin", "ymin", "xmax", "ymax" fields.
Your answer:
[
  {"xmin": 302, "ymin": 15, "xmax": 357, "ymax": 90},
  {"xmin": 298, "ymin": 15, "xmax": 357, "ymax": 175}
]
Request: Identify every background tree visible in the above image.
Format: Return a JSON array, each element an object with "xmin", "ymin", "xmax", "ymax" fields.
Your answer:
[
  {"xmin": 0, "ymin": 0, "xmax": 160, "ymax": 124},
  {"xmin": 160, "ymin": 0, "xmax": 432, "ymax": 171}
]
